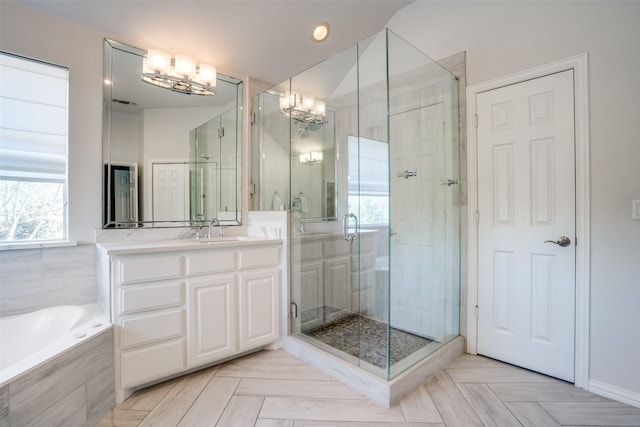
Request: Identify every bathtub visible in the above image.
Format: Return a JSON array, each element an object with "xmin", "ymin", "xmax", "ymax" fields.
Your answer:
[{"xmin": 0, "ymin": 303, "xmax": 110, "ymax": 386}]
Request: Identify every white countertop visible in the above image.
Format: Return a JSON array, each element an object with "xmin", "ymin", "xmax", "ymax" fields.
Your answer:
[{"xmin": 97, "ymin": 236, "xmax": 282, "ymax": 255}]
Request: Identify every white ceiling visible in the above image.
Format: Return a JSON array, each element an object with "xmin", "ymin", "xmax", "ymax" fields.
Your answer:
[{"xmin": 15, "ymin": 0, "xmax": 413, "ymax": 86}]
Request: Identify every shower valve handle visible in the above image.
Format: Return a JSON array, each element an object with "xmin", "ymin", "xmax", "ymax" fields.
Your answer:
[
  {"xmin": 397, "ymin": 170, "xmax": 417, "ymax": 179},
  {"xmin": 440, "ymin": 179, "xmax": 459, "ymax": 186}
]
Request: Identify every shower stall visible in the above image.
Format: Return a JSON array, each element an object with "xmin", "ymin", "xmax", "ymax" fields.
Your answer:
[{"xmin": 252, "ymin": 29, "xmax": 460, "ymax": 386}]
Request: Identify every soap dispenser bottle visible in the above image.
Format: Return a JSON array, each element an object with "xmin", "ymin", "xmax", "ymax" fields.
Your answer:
[
  {"xmin": 272, "ymin": 191, "xmax": 282, "ymax": 211},
  {"xmin": 299, "ymin": 191, "xmax": 308, "ymax": 213}
]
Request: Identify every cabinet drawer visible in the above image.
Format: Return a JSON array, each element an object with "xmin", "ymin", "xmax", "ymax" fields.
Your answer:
[
  {"xmin": 323, "ymin": 238, "xmax": 350, "ymax": 256},
  {"xmin": 120, "ymin": 309, "xmax": 184, "ymax": 349},
  {"xmin": 120, "ymin": 280, "xmax": 182, "ymax": 314},
  {"xmin": 116, "ymin": 255, "xmax": 182, "ymax": 284},
  {"xmin": 238, "ymin": 246, "xmax": 280, "ymax": 269},
  {"xmin": 185, "ymin": 250, "xmax": 235, "ymax": 277},
  {"xmin": 121, "ymin": 339, "xmax": 185, "ymax": 388}
]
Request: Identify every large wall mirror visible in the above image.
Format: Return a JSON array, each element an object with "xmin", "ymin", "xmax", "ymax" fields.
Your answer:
[
  {"xmin": 251, "ymin": 89, "xmax": 337, "ymax": 221},
  {"xmin": 102, "ymin": 39, "xmax": 243, "ymax": 228}
]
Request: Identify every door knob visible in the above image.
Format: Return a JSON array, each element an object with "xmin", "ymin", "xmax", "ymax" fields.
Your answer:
[{"xmin": 544, "ymin": 236, "xmax": 571, "ymax": 247}]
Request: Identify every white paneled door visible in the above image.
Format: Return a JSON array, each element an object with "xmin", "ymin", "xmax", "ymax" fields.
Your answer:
[
  {"xmin": 476, "ymin": 70, "xmax": 576, "ymax": 382},
  {"xmin": 152, "ymin": 163, "xmax": 189, "ymax": 222},
  {"xmin": 390, "ymin": 103, "xmax": 447, "ymax": 341}
]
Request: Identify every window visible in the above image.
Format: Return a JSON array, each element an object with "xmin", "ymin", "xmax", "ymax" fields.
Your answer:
[
  {"xmin": 0, "ymin": 51, "xmax": 69, "ymax": 243},
  {"xmin": 348, "ymin": 135, "xmax": 389, "ymax": 225}
]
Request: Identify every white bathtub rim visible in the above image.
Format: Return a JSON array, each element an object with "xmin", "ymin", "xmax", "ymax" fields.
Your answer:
[{"xmin": 0, "ymin": 303, "xmax": 112, "ymax": 387}]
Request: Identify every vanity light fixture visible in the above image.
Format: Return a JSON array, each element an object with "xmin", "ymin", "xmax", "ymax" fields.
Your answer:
[
  {"xmin": 311, "ymin": 22, "xmax": 330, "ymax": 42},
  {"xmin": 141, "ymin": 48, "xmax": 217, "ymax": 96},
  {"xmin": 299, "ymin": 151, "xmax": 323, "ymax": 165},
  {"xmin": 280, "ymin": 92, "xmax": 326, "ymax": 124}
]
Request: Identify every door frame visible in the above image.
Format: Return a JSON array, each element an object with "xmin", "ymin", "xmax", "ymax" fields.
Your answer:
[{"xmin": 466, "ymin": 54, "xmax": 590, "ymax": 388}]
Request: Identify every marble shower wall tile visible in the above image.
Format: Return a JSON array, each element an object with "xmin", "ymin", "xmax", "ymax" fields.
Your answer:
[{"xmin": 0, "ymin": 244, "xmax": 97, "ymax": 316}]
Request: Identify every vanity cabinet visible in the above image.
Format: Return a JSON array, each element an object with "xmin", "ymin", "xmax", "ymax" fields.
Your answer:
[
  {"xmin": 295, "ymin": 231, "xmax": 378, "ymax": 330},
  {"xmin": 99, "ymin": 239, "xmax": 281, "ymax": 403},
  {"xmin": 295, "ymin": 234, "xmax": 351, "ymax": 330}
]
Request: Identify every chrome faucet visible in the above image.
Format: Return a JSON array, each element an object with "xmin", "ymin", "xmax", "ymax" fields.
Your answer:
[
  {"xmin": 207, "ymin": 218, "xmax": 219, "ymax": 239},
  {"xmin": 192, "ymin": 220, "xmax": 206, "ymax": 239}
]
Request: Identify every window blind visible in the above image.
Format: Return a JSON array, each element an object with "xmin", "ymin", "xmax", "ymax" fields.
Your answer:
[
  {"xmin": 0, "ymin": 52, "xmax": 68, "ymax": 182},
  {"xmin": 347, "ymin": 135, "xmax": 389, "ymax": 196}
]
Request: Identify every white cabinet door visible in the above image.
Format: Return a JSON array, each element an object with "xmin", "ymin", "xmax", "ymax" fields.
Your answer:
[
  {"xmin": 323, "ymin": 255, "xmax": 351, "ymax": 317},
  {"xmin": 299, "ymin": 259, "xmax": 323, "ymax": 330},
  {"xmin": 238, "ymin": 268, "xmax": 280, "ymax": 351},
  {"xmin": 186, "ymin": 274, "xmax": 237, "ymax": 367}
]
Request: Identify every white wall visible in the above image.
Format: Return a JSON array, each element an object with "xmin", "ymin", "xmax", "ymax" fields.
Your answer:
[
  {"xmin": 0, "ymin": 1, "xmax": 103, "ymax": 243},
  {"xmin": 388, "ymin": 0, "xmax": 640, "ymax": 399}
]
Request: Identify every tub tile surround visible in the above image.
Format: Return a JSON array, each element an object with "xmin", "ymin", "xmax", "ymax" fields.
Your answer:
[
  {"xmin": 1, "ymin": 328, "xmax": 114, "ymax": 427},
  {"xmin": 0, "ymin": 245, "xmax": 97, "ymax": 316}
]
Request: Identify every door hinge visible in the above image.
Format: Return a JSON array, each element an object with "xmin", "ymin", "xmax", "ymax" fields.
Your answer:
[
  {"xmin": 289, "ymin": 302, "xmax": 298, "ymax": 318},
  {"xmin": 475, "ymin": 211, "xmax": 480, "ymax": 224},
  {"xmin": 475, "ymin": 305, "xmax": 479, "ymax": 320},
  {"xmin": 250, "ymin": 112, "xmax": 256, "ymax": 125},
  {"xmin": 474, "ymin": 114, "xmax": 478, "ymax": 129},
  {"xmin": 218, "ymin": 127, "xmax": 225, "ymax": 138}
]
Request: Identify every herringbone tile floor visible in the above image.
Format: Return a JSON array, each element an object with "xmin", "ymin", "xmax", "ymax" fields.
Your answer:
[{"xmin": 97, "ymin": 350, "xmax": 640, "ymax": 426}]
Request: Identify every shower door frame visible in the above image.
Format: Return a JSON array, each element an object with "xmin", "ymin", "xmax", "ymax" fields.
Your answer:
[{"xmin": 466, "ymin": 53, "xmax": 591, "ymax": 388}]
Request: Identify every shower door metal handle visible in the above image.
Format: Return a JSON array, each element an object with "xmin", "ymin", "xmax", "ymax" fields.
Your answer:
[{"xmin": 343, "ymin": 213, "xmax": 357, "ymax": 241}]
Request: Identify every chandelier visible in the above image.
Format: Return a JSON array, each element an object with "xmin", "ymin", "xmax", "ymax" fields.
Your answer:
[
  {"xmin": 280, "ymin": 92, "xmax": 326, "ymax": 124},
  {"xmin": 141, "ymin": 49, "xmax": 216, "ymax": 96}
]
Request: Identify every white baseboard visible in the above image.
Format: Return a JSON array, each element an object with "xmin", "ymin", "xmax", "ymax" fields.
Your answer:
[{"xmin": 589, "ymin": 379, "xmax": 640, "ymax": 408}]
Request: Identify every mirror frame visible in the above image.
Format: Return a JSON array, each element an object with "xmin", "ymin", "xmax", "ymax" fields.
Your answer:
[{"xmin": 102, "ymin": 39, "xmax": 243, "ymax": 229}]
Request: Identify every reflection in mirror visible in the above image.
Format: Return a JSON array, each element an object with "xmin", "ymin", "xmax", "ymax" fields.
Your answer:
[
  {"xmin": 189, "ymin": 107, "xmax": 240, "ymax": 222},
  {"xmin": 102, "ymin": 39, "xmax": 243, "ymax": 228},
  {"xmin": 251, "ymin": 90, "xmax": 336, "ymax": 220}
]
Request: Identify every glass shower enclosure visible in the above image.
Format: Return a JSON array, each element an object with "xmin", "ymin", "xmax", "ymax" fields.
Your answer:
[{"xmin": 252, "ymin": 29, "xmax": 460, "ymax": 380}]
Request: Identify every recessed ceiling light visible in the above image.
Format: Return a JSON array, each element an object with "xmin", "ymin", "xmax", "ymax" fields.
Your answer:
[{"xmin": 311, "ymin": 22, "xmax": 330, "ymax": 43}]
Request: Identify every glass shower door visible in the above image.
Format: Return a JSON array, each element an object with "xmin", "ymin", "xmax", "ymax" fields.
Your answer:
[
  {"xmin": 387, "ymin": 30, "xmax": 460, "ymax": 377},
  {"xmin": 288, "ymin": 42, "xmax": 363, "ymax": 366}
]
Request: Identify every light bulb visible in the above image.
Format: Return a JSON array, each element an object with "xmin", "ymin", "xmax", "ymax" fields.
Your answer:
[
  {"xmin": 311, "ymin": 22, "xmax": 330, "ymax": 42},
  {"xmin": 313, "ymin": 100, "xmax": 326, "ymax": 116},
  {"xmin": 280, "ymin": 92, "xmax": 297, "ymax": 110},
  {"xmin": 146, "ymin": 49, "xmax": 171, "ymax": 74},
  {"xmin": 175, "ymin": 55, "xmax": 197, "ymax": 78},
  {"xmin": 198, "ymin": 64, "xmax": 217, "ymax": 85},
  {"xmin": 302, "ymin": 94, "xmax": 315, "ymax": 111}
]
